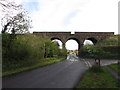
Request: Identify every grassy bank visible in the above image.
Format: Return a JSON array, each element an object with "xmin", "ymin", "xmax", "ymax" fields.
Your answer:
[
  {"xmin": 3, "ymin": 56, "xmax": 65, "ymax": 77},
  {"xmin": 109, "ymin": 63, "xmax": 120, "ymax": 75},
  {"xmin": 76, "ymin": 66, "xmax": 119, "ymax": 88}
]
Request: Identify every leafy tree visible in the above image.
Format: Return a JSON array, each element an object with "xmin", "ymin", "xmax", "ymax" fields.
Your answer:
[
  {"xmin": 81, "ymin": 46, "xmax": 104, "ymax": 59},
  {"xmin": 58, "ymin": 44, "xmax": 67, "ymax": 57},
  {"xmin": 96, "ymin": 35, "xmax": 120, "ymax": 46},
  {"xmin": 1, "ymin": 12, "xmax": 31, "ymax": 34},
  {"xmin": 1, "ymin": 0, "xmax": 32, "ymax": 50},
  {"xmin": 44, "ymin": 40, "xmax": 60, "ymax": 57}
]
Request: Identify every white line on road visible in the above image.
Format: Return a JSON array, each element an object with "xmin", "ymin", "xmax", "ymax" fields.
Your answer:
[
  {"xmin": 82, "ymin": 59, "xmax": 92, "ymax": 67},
  {"xmin": 87, "ymin": 61, "xmax": 92, "ymax": 67},
  {"xmin": 82, "ymin": 59, "xmax": 89, "ymax": 67}
]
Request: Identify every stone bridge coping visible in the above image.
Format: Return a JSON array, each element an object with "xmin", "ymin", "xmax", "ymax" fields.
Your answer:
[{"xmin": 33, "ymin": 32, "xmax": 114, "ymax": 43}]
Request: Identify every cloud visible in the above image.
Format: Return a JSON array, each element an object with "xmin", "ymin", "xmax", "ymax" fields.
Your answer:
[
  {"xmin": 27, "ymin": 0, "xmax": 118, "ymax": 34},
  {"xmin": 29, "ymin": 0, "xmax": 90, "ymax": 32},
  {"xmin": 64, "ymin": 10, "xmax": 80, "ymax": 25},
  {"xmin": 0, "ymin": 0, "xmax": 119, "ymax": 34}
]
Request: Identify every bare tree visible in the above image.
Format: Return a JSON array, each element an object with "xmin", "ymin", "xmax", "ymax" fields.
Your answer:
[{"xmin": 0, "ymin": 0, "xmax": 32, "ymax": 34}]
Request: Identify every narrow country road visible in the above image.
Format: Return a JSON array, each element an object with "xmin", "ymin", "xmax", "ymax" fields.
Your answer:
[{"xmin": 3, "ymin": 54, "xmax": 88, "ymax": 88}]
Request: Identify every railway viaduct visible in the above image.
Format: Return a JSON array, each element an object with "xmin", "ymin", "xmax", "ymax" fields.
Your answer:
[{"xmin": 33, "ymin": 32, "xmax": 114, "ymax": 56}]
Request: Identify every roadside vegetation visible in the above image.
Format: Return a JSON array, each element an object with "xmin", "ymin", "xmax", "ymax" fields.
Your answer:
[
  {"xmin": 2, "ymin": 34, "xmax": 67, "ymax": 76},
  {"xmin": 3, "ymin": 56, "xmax": 65, "ymax": 76},
  {"xmin": 80, "ymin": 35, "xmax": 120, "ymax": 59},
  {"xmin": 108, "ymin": 63, "xmax": 120, "ymax": 75},
  {"xmin": 96, "ymin": 35, "xmax": 120, "ymax": 46},
  {"xmin": 76, "ymin": 65, "xmax": 119, "ymax": 88},
  {"xmin": 77, "ymin": 35, "xmax": 120, "ymax": 88},
  {"xmin": 1, "ymin": 1, "xmax": 67, "ymax": 76}
]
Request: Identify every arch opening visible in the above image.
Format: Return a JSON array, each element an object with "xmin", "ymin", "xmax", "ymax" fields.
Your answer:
[
  {"xmin": 65, "ymin": 38, "xmax": 80, "ymax": 55},
  {"xmin": 51, "ymin": 38, "xmax": 63, "ymax": 49},
  {"xmin": 87, "ymin": 37, "xmax": 97, "ymax": 45},
  {"xmin": 83, "ymin": 37, "xmax": 97, "ymax": 45}
]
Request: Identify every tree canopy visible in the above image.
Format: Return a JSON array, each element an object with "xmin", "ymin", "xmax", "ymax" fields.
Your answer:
[{"xmin": 0, "ymin": 0, "xmax": 32, "ymax": 34}]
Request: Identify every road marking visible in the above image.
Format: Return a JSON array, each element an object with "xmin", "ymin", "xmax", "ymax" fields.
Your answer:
[
  {"xmin": 82, "ymin": 59, "xmax": 92, "ymax": 67},
  {"xmin": 85, "ymin": 61, "xmax": 89, "ymax": 67},
  {"xmin": 87, "ymin": 61, "xmax": 92, "ymax": 67},
  {"xmin": 82, "ymin": 59, "xmax": 89, "ymax": 67}
]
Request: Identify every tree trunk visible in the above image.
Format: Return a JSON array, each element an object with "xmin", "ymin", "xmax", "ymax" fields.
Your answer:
[{"xmin": 2, "ymin": 22, "xmax": 10, "ymax": 33}]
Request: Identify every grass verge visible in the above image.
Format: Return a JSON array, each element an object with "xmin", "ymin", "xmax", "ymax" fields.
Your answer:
[
  {"xmin": 76, "ymin": 66, "xmax": 119, "ymax": 88},
  {"xmin": 108, "ymin": 63, "xmax": 120, "ymax": 75},
  {"xmin": 2, "ymin": 57, "xmax": 65, "ymax": 77}
]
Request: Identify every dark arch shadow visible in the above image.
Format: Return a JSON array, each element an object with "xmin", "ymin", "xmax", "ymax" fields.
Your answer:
[
  {"xmin": 67, "ymin": 37, "xmax": 80, "ymax": 45},
  {"xmin": 51, "ymin": 37, "xmax": 62, "ymax": 42},
  {"xmin": 87, "ymin": 37, "xmax": 97, "ymax": 45},
  {"xmin": 51, "ymin": 37, "xmax": 63, "ymax": 49}
]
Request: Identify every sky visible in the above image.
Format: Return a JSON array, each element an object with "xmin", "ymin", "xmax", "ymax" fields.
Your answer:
[
  {"xmin": 53, "ymin": 39, "xmax": 79, "ymax": 50},
  {"xmin": 13, "ymin": 0, "xmax": 119, "ymax": 34},
  {"xmin": 0, "ymin": 0, "xmax": 119, "ymax": 50},
  {"xmin": 53, "ymin": 39, "xmax": 93, "ymax": 50}
]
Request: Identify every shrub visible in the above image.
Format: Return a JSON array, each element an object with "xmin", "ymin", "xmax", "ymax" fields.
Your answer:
[
  {"xmin": 100, "ymin": 46, "xmax": 120, "ymax": 54},
  {"xmin": 2, "ymin": 34, "xmax": 67, "ymax": 72},
  {"xmin": 89, "ymin": 65, "xmax": 103, "ymax": 73},
  {"xmin": 96, "ymin": 35, "xmax": 120, "ymax": 46},
  {"xmin": 80, "ymin": 46, "xmax": 104, "ymax": 59},
  {"xmin": 80, "ymin": 45, "xmax": 120, "ymax": 59},
  {"xmin": 2, "ymin": 34, "xmax": 46, "ymax": 71}
]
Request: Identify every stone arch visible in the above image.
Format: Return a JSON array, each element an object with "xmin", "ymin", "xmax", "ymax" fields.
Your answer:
[
  {"xmin": 33, "ymin": 32, "xmax": 114, "ymax": 57},
  {"xmin": 66, "ymin": 37, "xmax": 80, "ymax": 45},
  {"xmin": 51, "ymin": 37, "xmax": 63, "ymax": 49},
  {"xmin": 87, "ymin": 37, "xmax": 98, "ymax": 45},
  {"xmin": 51, "ymin": 37, "xmax": 62, "ymax": 42},
  {"xmin": 66, "ymin": 37, "xmax": 81, "ymax": 56}
]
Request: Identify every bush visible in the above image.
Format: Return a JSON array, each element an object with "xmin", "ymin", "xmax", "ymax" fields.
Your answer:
[
  {"xmin": 96, "ymin": 35, "xmax": 120, "ymax": 46},
  {"xmin": 80, "ymin": 46, "xmax": 104, "ymax": 59},
  {"xmin": 100, "ymin": 46, "xmax": 120, "ymax": 54},
  {"xmin": 2, "ymin": 34, "xmax": 67, "ymax": 72},
  {"xmin": 2, "ymin": 34, "xmax": 46, "ymax": 71},
  {"xmin": 44, "ymin": 40, "xmax": 61, "ymax": 57},
  {"xmin": 80, "ymin": 45, "xmax": 120, "ymax": 59},
  {"xmin": 89, "ymin": 65, "xmax": 103, "ymax": 73},
  {"xmin": 59, "ymin": 47, "xmax": 67, "ymax": 57}
]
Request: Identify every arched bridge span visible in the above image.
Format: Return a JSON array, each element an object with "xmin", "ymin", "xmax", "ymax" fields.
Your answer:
[{"xmin": 33, "ymin": 32, "xmax": 114, "ymax": 56}]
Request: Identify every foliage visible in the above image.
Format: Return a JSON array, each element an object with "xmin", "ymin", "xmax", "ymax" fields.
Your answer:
[
  {"xmin": 44, "ymin": 40, "xmax": 60, "ymax": 57},
  {"xmin": 59, "ymin": 45, "xmax": 67, "ymax": 57},
  {"xmin": 109, "ymin": 63, "xmax": 120, "ymax": 75},
  {"xmin": 76, "ymin": 67, "xmax": 119, "ymax": 88},
  {"xmin": 80, "ymin": 45, "xmax": 104, "ymax": 59},
  {"xmin": 3, "ymin": 57, "xmax": 65, "ymax": 76},
  {"xmin": 3, "ymin": 34, "xmax": 45, "ymax": 61},
  {"xmin": 0, "ymin": 0, "xmax": 32, "ymax": 34},
  {"xmin": 100, "ymin": 46, "xmax": 120, "ymax": 54},
  {"xmin": 2, "ymin": 34, "xmax": 44, "ymax": 71},
  {"xmin": 96, "ymin": 35, "xmax": 120, "ymax": 46},
  {"xmin": 81, "ymin": 45, "xmax": 120, "ymax": 59},
  {"xmin": 2, "ymin": 34, "xmax": 67, "ymax": 73},
  {"xmin": 89, "ymin": 65, "xmax": 103, "ymax": 73},
  {"xmin": 0, "ymin": 0, "xmax": 22, "ymax": 13},
  {"xmin": 1, "ymin": 12, "xmax": 32, "ymax": 34},
  {"xmin": 93, "ymin": 35, "xmax": 120, "ymax": 59}
]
